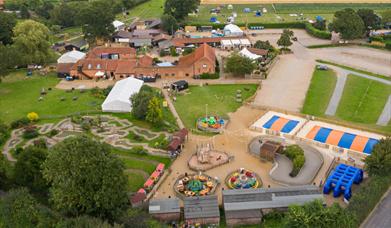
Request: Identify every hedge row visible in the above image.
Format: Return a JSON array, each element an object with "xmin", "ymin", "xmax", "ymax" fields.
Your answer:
[
  {"xmin": 184, "ymin": 22, "xmax": 305, "ymax": 30},
  {"xmin": 304, "ymin": 22, "xmax": 331, "ymax": 40},
  {"xmin": 282, "ymin": 145, "xmax": 305, "ymax": 177},
  {"xmin": 347, "ymin": 175, "xmax": 391, "ymax": 225}
]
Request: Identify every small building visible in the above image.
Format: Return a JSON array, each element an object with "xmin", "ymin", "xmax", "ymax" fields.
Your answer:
[
  {"xmin": 130, "ymin": 192, "xmax": 147, "ymax": 208},
  {"xmin": 168, "ymin": 128, "xmax": 189, "ymax": 154},
  {"xmin": 57, "ymin": 50, "xmax": 86, "ymax": 77},
  {"xmin": 130, "ymin": 38, "xmax": 152, "ymax": 47},
  {"xmin": 222, "ymin": 186, "xmax": 324, "ymax": 226},
  {"xmin": 149, "ymin": 198, "xmax": 181, "ymax": 223},
  {"xmin": 64, "ymin": 39, "xmax": 88, "ymax": 52},
  {"xmin": 113, "ymin": 31, "xmax": 134, "ymax": 43},
  {"xmin": 113, "ymin": 20, "xmax": 126, "ymax": 32},
  {"xmin": 239, "ymin": 48, "xmax": 262, "ymax": 61},
  {"xmin": 101, "ymin": 77, "xmax": 144, "ymax": 112},
  {"xmin": 171, "ymin": 80, "xmax": 188, "ymax": 91},
  {"xmin": 224, "ymin": 24, "xmax": 244, "ymax": 37},
  {"xmin": 184, "ymin": 195, "xmax": 220, "ymax": 225},
  {"xmin": 259, "ymin": 141, "xmax": 283, "ymax": 161}
]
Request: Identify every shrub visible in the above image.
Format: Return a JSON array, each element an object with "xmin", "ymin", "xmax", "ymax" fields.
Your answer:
[
  {"xmin": 0, "ymin": 121, "xmax": 9, "ymax": 146},
  {"xmin": 283, "ymin": 145, "xmax": 305, "ymax": 177},
  {"xmin": 27, "ymin": 112, "xmax": 39, "ymax": 122},
  {"xmin": 347, "ymin": 175, "xmax": 391, "ymax": 225},
  {"xmin": 80, "ymin": 121, "xmax": 91, "ymax": 131},
  {"xmin": 305, "ymin": 22, "xmax": 331, "ymax": 39},
  {"xmin": 199, "ymin": 73, "xmax": 219, "ymax": 79},
  {"xmin": 150, "ymin": 135, "xmax": 169, "ymax": 149},
  {"xmin": 48, "ymin": 129, "xmax": 59, "ymax": 137},
  {"xmin": 71, "ymin": 115, "xmax": 82, "ymax": 124},
  {"xmin": 10, "ymin": 117, "xmax": 30, "ymax": 129},
  {"xmin": 22, "ymin": 126, "xmax": 39, "ymax": 139},
  {"xmin": 130, "ymin": 146, "xmax": 147, "ymax": 155},
  {"xmin": 33, "ymin": 138, "xmax": 47, "ymax": 149}
]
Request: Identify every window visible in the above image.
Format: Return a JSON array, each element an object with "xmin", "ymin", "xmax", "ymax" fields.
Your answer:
[
  {"xmin": 171, "ymin": 73, "xmax": 175, "ymax": 76},
  {"xmin": 165, "ymin": 73, "xmax": 169, "ymax": 76},
  {"xmin": 203, "ymin": 64, "xmax": 207, "ymax": 68},
  {"xmin": 96, "ymin": 64, "xmax": 101, "ymax": 69},
  {"xmin": 185, "ymin": 73, "xmax": 189, "ymax": 77},
  {"xmin": 87, "ymin": 64, "xmax": 92, "ymax": 69}
]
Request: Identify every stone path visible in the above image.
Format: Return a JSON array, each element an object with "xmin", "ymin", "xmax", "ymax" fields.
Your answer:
[
  {"xmin": 377, "ymin": 95, "xmax": 391, "ymax": 126},
  {"xmin": 325, "ymin": 70, "xmax": 347, "ymax": 116}
]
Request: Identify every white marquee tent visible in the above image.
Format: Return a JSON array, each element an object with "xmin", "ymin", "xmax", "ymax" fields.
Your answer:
[
  {"xmin": 102, "ymin": 77, "xmax": 144, "ymax": 113},
  {"xmin": 239, "ymin": 48, "xmax": 261, "ymax": 60},
  {"xmin": 223, "ymin": 24, "xmax": 243, "ymax": 37},
  {"xmin": 57, "ymin": 50, "xmax": 86, "ymax": 64}
]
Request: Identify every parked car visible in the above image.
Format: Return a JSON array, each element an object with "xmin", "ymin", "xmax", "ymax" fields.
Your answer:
[{"xmin": 317, "ymin": 65, "xmax": 328, "ymax": 70}]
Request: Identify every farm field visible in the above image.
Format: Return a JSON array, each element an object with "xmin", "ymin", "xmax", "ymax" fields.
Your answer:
[
  {"xmin": 0, "ymin": 71, "xmax": 103, "ymax": 124},
  {"xmin": 173, "ymin": 84, "xmax": 258, "ymax": 130},
  {"xmin": 116, "ymin": 0, "xmax": 165, "ymax": 23},
  {"xmin": 302, "ymin": 68, "xmax": 337, "ymax": 117},
  {"xmin": 187, "ymin": 3, "xmax": 391, "ymax": 24},
  {"xmin": 336, "ymin": 74, "xmax": 391, "ymax": 125}
]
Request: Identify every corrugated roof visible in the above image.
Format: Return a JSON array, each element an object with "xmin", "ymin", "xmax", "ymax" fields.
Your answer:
[
  {"xmin": 223, "ymin": 186, "xmax": 323, "ymax": 211},
  {"xmin": 225, "ymin": 209, "xmax": 262, "ymax": 219},
  {"xmin": 149, "ymin": 198, "xmax": 180, "ymax": 214},
  {"xmin": 184, "ymin": 195, "xmax": 220, "ymax": 219}
]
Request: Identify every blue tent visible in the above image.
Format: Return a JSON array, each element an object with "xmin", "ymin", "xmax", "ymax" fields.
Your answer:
[
  {"xmin": 316, "ymin": 16, "xmax": 324, "ymax": 21},
  {"xmin": 210, "ymin": 17, "xmax": 217, "ymax": 23},
  {"xmin": 243, "ymin": 8, "xmax": 251, "ymax": 13},
  {"xmin": 255, "ymin": 11, "xmax": 262, "ymax": 17}
]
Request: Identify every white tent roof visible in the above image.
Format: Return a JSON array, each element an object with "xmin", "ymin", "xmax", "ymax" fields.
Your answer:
[
  {"xmin": 221, "ymin": 39, "xmax": 233, "ymax": 46},
  {"xmin": 240, "ymin": 39, "xmax": 251, "ymax": 45},
  {"xmin": 223, "ymin": 24, "xmax": 243, "ymax": 34},
  {"xmin": 113, "ymin": 20, "xmax": 125, "ymax": 28},
  {"xmin": 57, "ymin": 50, "xmax": 86, "ymax": 64},
  {"xmin": 239, "ymin": 48, "xmax": 261, "ymax": 60},
  {"xmin": 231, "ymin": 39, "xmax": 241, "ymax": 45},
  {"xmin": 102, "ymin": 77, "xmax": 144, "ymax": 113}
]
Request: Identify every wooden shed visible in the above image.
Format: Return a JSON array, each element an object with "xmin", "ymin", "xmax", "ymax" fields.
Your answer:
[
  {"xmin": 184, "ymin": 195, "xmax": 220, "ymax": 225},
  {"xmin": 149, "ymin": 198, "xmax": 181, "ymax": 223},
  {"xmin": 259, "ymin": 141, "xmax": 283, "ymax": 161}
]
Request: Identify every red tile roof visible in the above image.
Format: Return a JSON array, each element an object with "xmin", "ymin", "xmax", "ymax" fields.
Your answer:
[
  {"xmin": 178, "ymin": 43, "xmax": 216, "ymax": 67},
  {"xmin": 247, "ymin": 48, "xmax": 268, "ymax": 56},
  {"xmin": 115, "ymin": 60, "xmax": 137, "ymax": 74},
  {"xmin": 138, "ymin": 55, "xmax": 153, "ymax": 67}
]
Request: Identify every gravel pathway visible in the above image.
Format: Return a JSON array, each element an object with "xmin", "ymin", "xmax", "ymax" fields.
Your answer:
[
  {"xmin": 325, "ymin": 71, "xmax": 347, "ymax": 116},
  {"xmin": 377, "ymin": 95, "xmax": 391, "ymax": 126}
]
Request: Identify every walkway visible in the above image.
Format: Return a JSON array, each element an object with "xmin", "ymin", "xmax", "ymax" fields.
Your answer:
[
  {"xmin": 325, "ymin": 71, "xmax": 347, "ymax": 116},
  {"xmin": 362, "ymin": 188, "xmax": 391, "ymax": 228},
  {"xmin": 377, "ymin": 95, "xmax": 391, "ymax": 126},
  {"xmin": 162, "ymin": 89, "xmax": 184, "ymax": 129}
]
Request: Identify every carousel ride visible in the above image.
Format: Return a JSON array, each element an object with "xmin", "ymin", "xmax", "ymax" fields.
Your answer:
[
  {"xmin": 226, "ymin": 168, "xmax": 262, "ymax": 189},
  {"xmin": 197, "ymin": 116, "xmax": 227, "ymax": 133},
  {"xmin": 174, "ymin": 173, "xmax": 218, "ymax": 198}
]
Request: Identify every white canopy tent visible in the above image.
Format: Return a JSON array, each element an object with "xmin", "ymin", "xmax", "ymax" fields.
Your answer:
[
  {"xmin": 239, "ymin": 48, "xmax": 261, "ymax": 60},
  {"xmin": 102, "ymin": 77, "xmax": 144, "ymax": 113},
  {"xmin": 57, "ymin": 50, "xmax": 86, "ymax": 64},
  {"xmin": 223, "ymin": 24, "xmax": 243, "ymax": 37},
  {"xmin": 113, "ymin": 20, "xmax": 125, "ymax": 31}
]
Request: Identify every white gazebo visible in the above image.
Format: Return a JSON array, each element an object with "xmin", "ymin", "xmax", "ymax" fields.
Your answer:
[{"xmin": 102, "ymin": 77, "xmax": 144, "ymax": 113}]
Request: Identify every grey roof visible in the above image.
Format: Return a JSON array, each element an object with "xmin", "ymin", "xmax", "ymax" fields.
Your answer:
[
  {"xmin": 223, "ymin": 185, "xmax": 324, "ymax": 211},
  {"xmin": 133, "ymin": 29, "xmax": 160, "ymax": 37},
  {"xmin": 184, "ymin": 195, "xmax": 220, "ymax": 219},
  {"xmin": 114, "ymin": 31, "xmax": 133, "ymax": 39},
  {"xmin": 225, "ymin": 209, "xmax": 262, "ymax": 219},
  {"xmin": 130, "ymin": 38, "xmax": 152, "ymax": 47},
  {"xmin": 149, "ymin": 198, "xmax": 180, "ymax": 214}
]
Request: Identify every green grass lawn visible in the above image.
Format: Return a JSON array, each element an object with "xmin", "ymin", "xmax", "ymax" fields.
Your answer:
[
  {"xmin": 127, "ymin": 172, "xmax": 146, "ymax": 192},
  {"xmin": 336, "ymin": 74, "xmax": 391, "ymax": 124},
  {"xmin": 0, "ymin": 70, "xmax": 103, "ymax": 123},
  {"xmin": 116, "ymin": 0, "xmax": 165, "ymax": 23},
  {"xmin": 302, "ymin": 68, "xmax": 337, "ymax": 116},
  {"xmin": 174, "ymin": 84, "xmax": 258, "ymax": 130},
  {"xmin": 187, "ymin": 3, "xmax": 390, "ymax": 25}
]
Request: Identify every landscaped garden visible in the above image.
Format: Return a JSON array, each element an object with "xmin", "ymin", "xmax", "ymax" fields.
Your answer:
[
  {"xmin": 302, "ymin": 68, "xmax": 337, "ymax": 117},
  {"xmin": 336, "ymin": 74, "xmax": 391, "ymax": 125},
  {"xmin": 173, "ymin": 84, "xmax": 258, "ymax": 130}
]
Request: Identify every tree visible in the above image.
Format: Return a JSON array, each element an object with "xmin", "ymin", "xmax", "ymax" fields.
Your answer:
[
  {"xmin": 0, "ymin": 120, "xmax": 9, "ymax": 146},
  {"xmin": 225, "ymin": 53, "xmax": 256, "ymax": 77},
  {"xmin": 12, "ymin": 20, "xmax": 53, "ymax": 65},
  {"xmin": 253, "ymin": 40, "xmax": 274, "ymax": 51},
  {"xmin": 0, "ymin": 44, "xmax": 20, "ymax": 79},
  {"xmin": 365, "ymin": 137, "xmax": 391, "ymax": 177},
  {"xmin": 77, "ymin": 0, "xmax": 115, "ymax": 44},
  {"xmin": 0, "ymin": 12, "xmax": 17, "ymax": 45},
  {"xmin": 146, "ymin": 97, "xmax": 163, "ymax": 125},
  {"xmin": 14, "ymin": 145, "xmax": 49, "ymax": 193},
  {"xmin": 381, "ymin": 10, "xmax": 391, "ymax": 25},
  {"xmin": 161, "ymin": 14, "xmax": 178, "ymax": 35},
  {"xmin": 0, "ymin": 150, "xmax": 12, "ymax": 190},
  {"xmin": 35, "ymin": 1, "xmax": 54, "ymax": 20},
  {"xmin": 131, "ymin": 86, "xmax": 155, "ymax": 120},
  {"xmin": 43, "ymin": 136, "xmax": 128, "ymax": 220},
  {"xmin": 20, "ymin": 5, "xmax": 31, "ymax": 19},
  {"xmin": 50, "ymin": 2, "xmax": 77, "ymax": 27},
  {"xmin": 277, "ymin": 32, "xmax": 293, "ymax": 49},
  {"xmin": 357, "ymin": 9, "xmax": 381, "ymax": 31},
  {"xmin": 164, "ymin": 0, "xmax": 200, "ymax": 20},
  {"xmin": 285, "ymin": 200, "xmax": 355, "ymax": 228},
  {"xmin": 329, "ymin": 8, "xmax": 365, "ymax": 40}
]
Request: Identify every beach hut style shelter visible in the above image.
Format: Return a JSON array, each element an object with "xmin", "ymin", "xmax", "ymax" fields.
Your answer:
[{"xmin": 101, "ymin": 77, "xmax": 144, "ymax": 112}]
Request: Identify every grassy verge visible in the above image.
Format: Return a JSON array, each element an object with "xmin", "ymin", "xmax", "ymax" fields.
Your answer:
[
  {"xmin": 173, "ymin": 84, "xmax": 258, "ymax": 130},
  {"xmin": 127, "ymin": 173, "xmax": 146, "ymax": 192},
  {"xmin": 302, "ymin": 68, "xmax": 337, "ymax": 116},
  {"xmin": 316, "ymin": 59, "xmax": 390, "ymax": 81},
  {"xmin": 336, "ymin": 74, "xmax": 391, "ymax": 124}
]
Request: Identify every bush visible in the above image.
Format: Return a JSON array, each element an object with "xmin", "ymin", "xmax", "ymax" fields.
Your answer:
[
  {"xmin": 10, "ymin": 117, "xmax": 30, "ymax": 129},
  {"xmin": 283, "ymin": 145, "xmax": 305, "ymax": 177},
  {"xmin": 22, "ymin": 126, "xmax": 39, "ymax": 139},
  {"xmin": 48, "ymin": 129, "xmax": 59, "ymax": 137},
  {"xmin": 71, "ymin": 115, "xmax": 82, "ymax": 124},
  {"xmin": 305, "ymin": 22, "xmax": 331, "ymax": 39},
  {"xmin": 130, "ymin": 146, "xmax": 148, "ymax": 155},
  {"xmin": 347, "ymin": 175, "xmax": 391, "ymax": 225},
  {"xmin": 150, "ymin": 135, "xmax": 169, "ymax": 149},
  {"xmin": 199, "ymin": 73, "xmax": 219, "ymax": 79},
  {"xmin": 0, "ymin": 122, "xmax": 9, "ymax": 146},
  {"xmin": 27, "ymin": 112, "xmax": 39, "ymax": 122}
]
